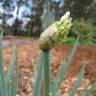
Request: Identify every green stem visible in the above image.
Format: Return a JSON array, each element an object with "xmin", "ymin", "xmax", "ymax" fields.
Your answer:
[
  {"xmin": 43, "ymin": 50, "xmax": 50, "ymax": 96},
  {"xmin": 33, "ymin": 51, "xmax": 44, "ymax": 96}
]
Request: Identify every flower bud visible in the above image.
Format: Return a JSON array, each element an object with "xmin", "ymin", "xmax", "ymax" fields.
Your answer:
[
  {"xmin": 60, "ymin": 11, "xmax": 70, "ymax": 21},
  {"xmin": 39, "ymin": 11, "xmax": 72, "ymax": 50}
]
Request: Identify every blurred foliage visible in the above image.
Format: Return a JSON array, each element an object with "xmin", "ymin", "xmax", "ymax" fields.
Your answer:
[
  {"xmin": 0, "ymin": 0, "xmax": 96, "ymax": 39},
  {"xmin": 63, "ymin": 0, "xmax": 96, "ymax": 22},
  {"xmin": 42, "ymin": 0, "xmax": 55, "ymax": 30},
  {"xmin": 65, "ymin": 37, "xmax": 76, "ymax": 45},
  {"xmin": 71, "ymin": 18, "xmax": 96, "ymax": 44},
  {"xmin": 27, "ymin": 0, "xmax": 44, "ymax": 37},
  {"xmin": 63, "ymin": 0, "xmax": 91, "ymax": 18},
  {"xmin": 87, "ymin": 0, "xmax": 96, "ymax": 24},
  {"xmin": 0, "ymin": 33, "xmax": 18, "ymax": 96}
]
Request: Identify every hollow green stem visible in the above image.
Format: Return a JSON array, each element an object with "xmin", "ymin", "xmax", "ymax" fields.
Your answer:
[
  {"xmin": 33, "ymin": 51, "xmax": 44, "ymax": 96},
  {"xmin": 43, "ymin": 50, "xmax": 50, "ymax": 96}
]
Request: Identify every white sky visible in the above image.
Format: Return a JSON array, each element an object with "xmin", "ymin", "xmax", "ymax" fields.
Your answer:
[{"xmin": 0, "ymin": 1, "xmax": 32, "ymax": 26}]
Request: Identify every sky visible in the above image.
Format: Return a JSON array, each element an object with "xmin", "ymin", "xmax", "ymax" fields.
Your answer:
[
  {"xmin": 0, "ymin": 0, "xmax": 32, "ymax": 26},
  {"xmin": 0, "ymin": 0, "xmax": 64, "ymax": 27}
]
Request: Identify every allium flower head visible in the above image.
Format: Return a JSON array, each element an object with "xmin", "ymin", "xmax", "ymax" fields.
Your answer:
[
  {"xmin": 60, "ymin": 11, "xmax": 70, "ymax": 21},
  {"xmin": 39, "ymin": 11, "xmax": 72, "ymax": 50}
]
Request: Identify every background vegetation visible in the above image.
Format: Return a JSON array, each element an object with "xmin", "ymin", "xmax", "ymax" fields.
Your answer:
[{"xmin": 0, "ymin": 0, "xmax": 96, "ymax": 44}]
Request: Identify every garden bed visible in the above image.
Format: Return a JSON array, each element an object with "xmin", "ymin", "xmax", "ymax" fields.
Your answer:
[{"xmin": 3, "ymin": 36, "xmax": 96, "ymax": 96}]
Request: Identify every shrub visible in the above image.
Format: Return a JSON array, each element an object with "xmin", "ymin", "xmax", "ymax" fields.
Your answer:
[{"xmin": 71, "ymin": 18, "xmax": 96, "ymax": 44}]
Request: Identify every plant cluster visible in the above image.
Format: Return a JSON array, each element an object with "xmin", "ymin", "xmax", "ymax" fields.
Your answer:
[
  {"xmin": 71, "ymin": 18, "xmax": 96, "ymax": 44},
  {"xmin": 34, "ymin": 12, "xmax": 96, "ymax": 96},
  {"xmin": 0, "ymin": 12, "xmax": 96, "ymax": 96},
  {"xmin": 0, "ymin": 33, "xmax": 18, "ymax": 96}
]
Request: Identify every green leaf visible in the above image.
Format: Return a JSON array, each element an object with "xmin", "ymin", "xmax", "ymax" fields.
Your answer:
[
  {"xmin": 11, "ymin": 48, "xmax": 19, "ymax": 96},
  {"xmin": 0, "ymin": 32, "xmax": 18, "ymax": 96},
  {"xmin": 33, "ymin": 51, "xmax": 45, "ymax": 96},
  {"xmin": 0, "ymin": 75, "xmax": 4, "ymax": 96},
  {"xmin": 80, "ymin": 83, "xmax": 96, "ymax": 96},
  {"xmin": 50, "ymin": 35, "xmax": 79, "ymax": 95},
  {"xmin": 6, "ymin": 47, "xmax": 18, "ymax": 96},
  {"xmin": 43, "ymin": 50, "xmax": 50, "ymax": 96},
  {"xmin": 0, "ymin": 32, "xmax": 6, "ymax": 96},
  {"xmin": 65, "ymin": 37, "xmax": 76, "ymax": 45},
  {"xmin": 69, "ymin": 64, "xmax": 86, "ymax": 96}
]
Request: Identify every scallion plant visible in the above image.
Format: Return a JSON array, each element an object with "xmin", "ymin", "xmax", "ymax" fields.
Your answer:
[
  {"xmin": 33, "ymin": 11, "xmax": 96, "ymax": 96},
  {"xmin": 0, "ymin": 8, "xmax": 95, "ymax": 96},
  {"xmin": 0, "ymin": 32, "xmax": 19, "ymax": 96}
]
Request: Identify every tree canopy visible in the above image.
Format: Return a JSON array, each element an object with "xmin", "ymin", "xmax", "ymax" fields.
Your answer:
[{"xmin": 0, "ymin": 0, "xmax": 96, "ymax": 36}]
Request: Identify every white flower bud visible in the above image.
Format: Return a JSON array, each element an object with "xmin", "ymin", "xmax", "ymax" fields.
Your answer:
[{"xmin": 39, "ymin": 11, "xmax": 72, "ymax": 50}]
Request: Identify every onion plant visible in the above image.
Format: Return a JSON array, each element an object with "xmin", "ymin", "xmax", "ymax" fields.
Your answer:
[
  {"xmin": 33, "ymin": 11, "xmax": 96, "ymax": 96},
  {"xmin": 0, "ymin": 32, "xmax": 18, "ymax": 96},
  {"xmin": 0, "ymin": 10, "xmax": 95, "ymax": 96}
]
